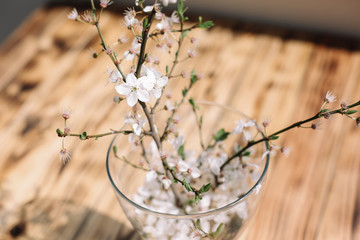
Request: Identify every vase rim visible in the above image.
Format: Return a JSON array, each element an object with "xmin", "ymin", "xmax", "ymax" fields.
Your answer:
[{"xmin": 106, "ymin": 137, "xmax": 269, "ymax": 219}]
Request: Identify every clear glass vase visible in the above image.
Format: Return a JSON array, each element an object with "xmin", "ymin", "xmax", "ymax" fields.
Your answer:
[{"xmin": 106, "ymin": 102, "xmax": 270, "ymax": 240}]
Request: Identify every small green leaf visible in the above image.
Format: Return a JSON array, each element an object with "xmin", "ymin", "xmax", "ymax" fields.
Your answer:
[
  {"xmin": 242, "ymin": 151, "xmax": 251, "ymax": 157},
  {"xmin": 166, "ymin": 65, "xmax": 169, "ymax": 75},
  {"xmin": 113, "ymin": 146, "xmax": 117, "ymax": 155},
  {"xmin": 56, "ymin": 128, "xmax": 63, "ymax": 137},
  {"xmin": 213, "ymin": 129, "xmax": 230, "ymax": 142},
  {"xmin": 80, "ymin": 131, "xmax": 87, "ymax": 140},
  {"xmin": 189, "ymin": 97, "xmax": 197, "ymax": 110},
  {"xmin": 346, "ymin": 110, "xmax": 358, "ymax": 115},
  {"xmin": 182, "ymin": 88, "xmax": 188, "ymax": 97},
  {"xmin": 212, "ymin": 223, "xmax": 225, "ymax": 238},
  {"xmin": 198, "ymin": 16, "xmax": 215, "ymax": 29},
  {"xmin": 269, "ymin": 135, "xmax": 279, "ymax": 140},
  {"xmin": 195, "ymin": 194, "xmax": 201, "ymax": 204},
  {"xmin": 181, "ymin": 30, "xmax": 190, "ymax": 39},
  {"xmin": 196, "ymin": 219, "xmax": 201, "ymax": 229},
  {"xmin": 190, "ymin": 70, "xmax": 198, "ymax": 84},
  {"xmin": 183, "ymin": 179, "xmax": 193, "ymax": 192},
  {"xmin": 199, "ymin": 183, "xmax": 211, "ymax": 194},
  {"xmin": 178, "ymin": 144, "xmax": 185, "ymax": 160}
]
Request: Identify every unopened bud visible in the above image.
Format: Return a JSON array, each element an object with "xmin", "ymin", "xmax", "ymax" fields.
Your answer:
[
  {"xmin": 356, "ymin": 117, "xmax": 360, "ymax": 128},
  {"xmin": 323, "ymin": 112, "xmax": 331, "ymax": 119},
  {"xmin": 340, "ymin": 101, "xmax": 348, "ymax": 110},
  {"xmin": 113, "ymin": 96, "xmax": 123, "ymax": 103},
  {"xmin": 64, "ymin": 127, "xmax": 71, "ymax": 135},
  {"xmin": 105, "ymin": 49, "xmax": 113, "ymax": 55}
]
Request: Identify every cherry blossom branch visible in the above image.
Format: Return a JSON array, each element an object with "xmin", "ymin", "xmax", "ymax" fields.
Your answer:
[
  {"xmin": 220, "ymin": 100, "xmax": 360, "ymax": 170},
  {"xmin": 150, "ymin": 13, "xmax": 186, "ymax": 114},
  {"xmin": 90, "ymin": 0, "xmax": 126, "ymax": 79},
  {"xmin": 160, "ymin": 80, "xmax": 195, "ymax": 142},
  {"xmin": 57, "ymin": 129, "xmax": 139, "ymax": 139}
]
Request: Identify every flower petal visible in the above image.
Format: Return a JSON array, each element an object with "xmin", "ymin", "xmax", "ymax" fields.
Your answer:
[
  {"xmin": 115, "ymin": 83, "xmax": 131, "ymax": 95},
  {"xmin": 137, "ymin": 89, "xmax": 150, "ymax": 102},
  {"xmin": 139, "ymin": 77, "xmax": 155, "ymax": 91},
  {"xmin": 127, "ymin": 92, "xmax": 138, "ymax": 106},
  {"xmin": 152, "ymin": 88, "xmax": 162, "ymax": 99},
  {"xmin": 157, "ymin": 77, "xmax": 168, "ymax": 87},
  {"xmin": 126, "ymin": 73, "xmax": 138, "ymax": 86}
]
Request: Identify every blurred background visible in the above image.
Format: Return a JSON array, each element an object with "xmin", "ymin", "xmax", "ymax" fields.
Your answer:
[{"xmin": 1, "ymin": 0, "xmax": 360, "ymax": 44}]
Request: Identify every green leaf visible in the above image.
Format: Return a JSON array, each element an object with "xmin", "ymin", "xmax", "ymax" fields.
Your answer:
[
  {"xmin": 196, "ymin": 219, "xmax": 201, "ymax": 229},
  {"xmin": 166, "ymin": 65, "xmax": 169, "ymax": 75},
  {"xmin": 213, "ymin": 129, "xmax": 230, "ymax": 142},
  {"xmin": 199, "ymin": 183, "xmax": 211, "ymax": 194},
  {"xmin": 182, "ymin": 88, "xmax": 188, "ymax": 97},
  {"xmin": 113, "ymin": 146, "xmax": 117, "ymax": 155},
  {"xmin": 198, "ymin": 16, "xmax": 215, "ymax": 29},
  {"xmin": 269, "ymin": 135, "xmax": 279, "ymax": 140},
  {"xmin": 320, "ymin": 109, "xmax": 330, "ymax": 113},
  {"xmin": 80, "ymin": 131, "xmax": 87, "ymax": 140},
  {"xmin": 56, "ymin": 128, "xmax": 63, "ymax": 137},
  {"xmin": 181, "ymin": 30, "xmax": 190, "ymax": 39},
  {"xmin": 190, "ymin": 70, "xmax": 198, "ymax": 84},
  {"xmin": 195, "ymin": 194, "xmax": 201, "ymax": 204},
  {"xmin": 242, "ymin": 151, "xmax": 251, "ymax": 157},
  {"xmin": 346, "ymin": 110, "xmax": 358, "ymax": 115},
  {"xmin": 177, "ymin": 0, "xmax": 185, "ymax": 21},
  {"xmin": 212, "ymin": 223, "xmax": 225, "ymax": 238},
  {"xmin": 189, "ymin": 98, "xmax": 199, "ymax": 110},
  {"xmin": 178, "ymin": 144, "xmax": 185, "ymax": 160},
  {"xmin": 182, "ymin": 179, "xmax": 193, "ymax": 192}
]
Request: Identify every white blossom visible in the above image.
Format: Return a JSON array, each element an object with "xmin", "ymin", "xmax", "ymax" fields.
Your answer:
[
  {"xmin": 124, "ymin": 38, "xmax": 141, "ymax": 61},
  {"xmin": 161, "ymin": 177, "xmax": 172, "ymax": 190},
  {"xmin": 146, "ymin": 170, "xmax": 158, "ymax": 182},
  {"xmin": 132, "ymin": 118, "xmax": 146, "ymax": 136},
  {"xmin": 124, "ymin": 8, "xmax": 139, "ymax": 28},
  {"xmin": 106, "ymin": 68, "xmax": 122, "ymax": 84},
  {"xmin": 324, "ymin": 90, "xmax": 336, "ymax": 103},
  {"xmin": 232, "ymin": 119, "xmax": 256, "ymax": 134},
  {"xmin": 115, "ymin": 73, "xmax": 151, "ymax": 107},
  {"xmin": 161, "ymin": 0, "xmax": 177, "ymax": 7},
  {"xmin": 67, "ymin": 8, "xmax": 78, "ymax": 20}
]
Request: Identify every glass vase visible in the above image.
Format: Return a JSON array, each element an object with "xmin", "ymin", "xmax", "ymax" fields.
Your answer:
[{"xmin": 106, "ymin": 102, "xmax": 270, "ymax": 240}]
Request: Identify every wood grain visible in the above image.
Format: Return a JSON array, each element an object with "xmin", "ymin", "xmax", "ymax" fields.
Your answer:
[{"xmin": 0, "ymin": 5, "xmax": 359, "ymax": 240}]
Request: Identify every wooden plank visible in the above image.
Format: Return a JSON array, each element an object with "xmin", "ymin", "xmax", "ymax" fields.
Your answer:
[{"xmin": 0, "ymin": 5, "xmax": 359, "ymax": 240}]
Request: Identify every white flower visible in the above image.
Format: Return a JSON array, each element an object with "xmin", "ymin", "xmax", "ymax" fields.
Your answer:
[
  {"xmin": 67, "ymin": 8, "xmax": 78, "ymax": 20},
  {"xmin": 124, "ymin": 38, "xmax": 141, "ymax": 61},
  {"xmin": 188, "ymin": 167, "xmax": 201, "ymax": 179},
  {"xmin": 324, "ymin": 91, "xmax": 336, "ymax": 103},
  {"xmin": 146, "ymin": 170, "xmax": 158, "ymax": 182},
  {"xmin": 161, "ymin": 177, "xmax": 172, "ymax": 190},
  {"xmin": 141, "ymin": 66, "xmax": 168, "ymax": 98},
  {"xmin": 107, "ymin": 69, "xmax": 122, "ymax": 84},
  {"xmin": 169, "ymin": 135, "xmax": 184, "ymax": 150},
  {"xmin": 143, "ymin": 4, "xmax": 159, "ymax": 13},
  {"xmin": 176, "ymin": 161, "xmax": 189, "ymax": 172},
  {"xmin": 115, "ymin": 73, "xmax": 151, "ymax": 107},
  {"xmin": 124, "ymin": 8, "xmax": 139, "ymax": 28},
  {"xmin": 232, "ymin": 119, "xmax": 256, "ymax": 134},
  {"xmin": 161, "ymin": 0, "xmax": 177, "ymax": 7},
  {"xmin": 60, "ymin": 149, "xmax": 71, "ymax": 164},
  {"xmin": 133, "ymin": 118, "xmax": 146, "ymax": 136},
  {"xmin": 100, "ymin": 0, "xmax": 113, "ymax": 8}
]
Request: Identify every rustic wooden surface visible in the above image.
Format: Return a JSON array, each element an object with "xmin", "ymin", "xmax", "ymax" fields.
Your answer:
[{"xmin": 0, "ymin": 4, "xmax": 360, "ymax": 240}]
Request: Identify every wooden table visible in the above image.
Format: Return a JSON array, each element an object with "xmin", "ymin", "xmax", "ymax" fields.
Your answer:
[{"xmin": 0, "ymin": 4, "xmax": 359, "ymax": 240}]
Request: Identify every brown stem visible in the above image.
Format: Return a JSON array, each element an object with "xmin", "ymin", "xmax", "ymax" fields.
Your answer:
[{"xmin": 220, "ymin": 100, "xmax": 360, "ymax": 170}]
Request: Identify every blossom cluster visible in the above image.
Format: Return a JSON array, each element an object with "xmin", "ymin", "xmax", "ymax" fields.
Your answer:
[{"xmin": 59, "ymin": 1, "xmax": 360, "ymax": 239}]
